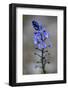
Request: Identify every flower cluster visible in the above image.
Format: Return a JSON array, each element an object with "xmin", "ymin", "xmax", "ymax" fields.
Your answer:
[{"xmin": 32, "ymin": 20, "xmax": 52, "ymax": 49}]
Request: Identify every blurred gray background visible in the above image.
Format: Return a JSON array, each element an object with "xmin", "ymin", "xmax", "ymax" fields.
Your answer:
[{"xmin": 23, "ymin": 15, "xmax": 57, "ymax": 75}]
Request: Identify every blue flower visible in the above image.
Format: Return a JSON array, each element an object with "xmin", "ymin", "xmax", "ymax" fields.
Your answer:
[
  {"xmin": 33, "ymin": 32, "xmax": 47, "ymax": 49},
  {"xmin": 43, "ymin": 31, "xmax": 48, "ymax": 39},
  {"xmin": 37, "ymin": 42, "xmax": 47, "ymax": 49},
  {"xmin": 32, "ymin": 20, "xmax": 52, "ymax": 49},
  {"xmin": 32, "ymin": 20, "xmax": 40, "ymax": 31}
]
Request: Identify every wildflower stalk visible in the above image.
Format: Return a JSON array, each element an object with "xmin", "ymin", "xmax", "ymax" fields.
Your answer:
[
  {"xmin": 41, "ymin": 49, "xmax": 46, "ymax": 73},
  {"xmin": 32, "ymin": 20, "xmax": 52, "ymax": 74}
]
